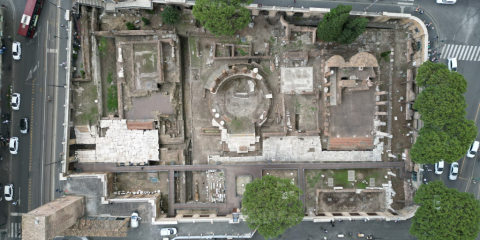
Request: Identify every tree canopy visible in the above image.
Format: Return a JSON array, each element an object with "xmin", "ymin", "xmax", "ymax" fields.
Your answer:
[
  {"xmin": 416, "ymin": 61, "xmax": 467, "ymax": 94},
  {"xmin": 192, "ymin": 0, "xmax": 253, "ymax": 37},
  {"xmin": 316, "ymin": 4, "xmax": 369, "ymax": 44},
  {"xmin": 411, "ymin": 61, "xmax": 476, "ymax": 164},
  {"xmin": 242, "ymin": 175, "xmax": 304, "ymax": 239},
  {"xmin": 410, "ymin": 181, "xmax": 480, "ymax": 240},
  {"xmin": 161, "ymin": 6, "xmax": 180, "ymax": 25},
  {"xmin": 413, "ymin": 85, "xmax": 466, "ymax": 128}
]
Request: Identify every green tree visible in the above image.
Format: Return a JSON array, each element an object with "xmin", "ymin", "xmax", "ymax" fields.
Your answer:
[
  {"xmin": 336, "ymin": 17, "xmax": 369, "ymax": 44},
  {"xmin": 316, "ymin": 4, "xmax": 351, "ymax": 42},
  {"xmin": 242, "ymin": 175, "xmax": 304, "ymax": 239},
  {"xmin": 416, "ymin": 61, "xmax": 467, "ymax": 94},
  {"xmin": 161, "ymin": 6, "xmax": 180, "ymax": 25},
  {"xmin": 141, "ymin": 17, "xmax": 150, "ymax": 26},
  {"xmin": 410, "ymin": 181, "xmax": 480, "ymax": 240},
  {"xmin": 411, "ymin": 61, "xmax": 476, "ymax": 165},
  {"xmin": 192, "ymin": 0, "xmax": 253, "ymax": 37},
  {"xmin": 316, "ymin": 4, "xmax": 369, "ymax": 44},
  {"xmin": 410, "ymin": 126, "xmax": 448, "ymax": 164},
  {"xmin": 413, "ymin": 85, "xmax": 466, "ymax": 128}
]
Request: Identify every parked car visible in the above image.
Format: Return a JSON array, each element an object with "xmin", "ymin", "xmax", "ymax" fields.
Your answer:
[
  {"xmin": 12, "ymin": 41, "xmax": 21, "ymax": 60},
  {"xmin": 20, "ymin": 118, "xmax": 29, "ymax": 134},
  {"xmin": 160, "ymin": 228, "xmax": 177, "ymax": 236},
  {"xmin": 4, "ymin": 184, "xmax": 14, "ymax": 201},
  {"xmin": 467, "ymin": 141, "xmax": 479, "ymax": 158},
  {"xmin": 130, "ymin": 211, "xmax": 141, "ymax": 228},
  {"xmin": 436, "ymin": 0, "xmax": 456, "ymax": 4},
  {"xmin": 435, "ymin": 160, "xmax": 444, "ymax": 175},
  {"xmin": 11, "ymin": 93, "xmax": 20, "ymax": 110},
  {"xmin": 447, "ymin": 57, "xmax": 457, "ymax": 72},
  {"xmin": 9, "ymin": 137, "xmax": 18, "ymax": 155},
  {"xmin": 449, "ymin": 162, "xmax": 459, "ymax": 180}
]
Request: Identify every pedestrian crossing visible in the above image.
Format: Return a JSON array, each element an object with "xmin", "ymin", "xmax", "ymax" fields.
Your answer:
[
  {"xmin": 9, "ymin": 222, "xmax": 21, "ymax": 238},
  {"xmin": 440, "ymin": 44, "xmax": 480, "ymax": 61},
  {"xmin": 398, "ymin": 0, "xmax": 415, "ymax": 6}
]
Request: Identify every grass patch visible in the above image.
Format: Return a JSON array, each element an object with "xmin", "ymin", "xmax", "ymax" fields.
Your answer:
[
  {"xmin": 107, "ymin": 85, "xmax": 118, "ymax": 112},
  {"xmin": 237, "ymin": 47, "xmax": 248, "ymax": 56},
  {"xmin": 79, "ymin": 106, "xmax": 98, "ymax": 124},
  {"xmin": 107, "ymin": 72, "xmax": 114, "ymax": 84},
  {"xmin": 333, "ymin": 170, "xmax": 349, "ymax": 188},
  {"xmin": 80, "ymin": 70, "xmax": 85, "ymax": 79},
  {"xmin": 98, "ymin": 37, "xmax": 108, "ymax": 57},
  {"xmin": 306, "ymin": 172, "xmax": 322, "ymax": 188},
  {"xmin": 230, "ymin": 118, "xmax": 245, "ymax": 133}
]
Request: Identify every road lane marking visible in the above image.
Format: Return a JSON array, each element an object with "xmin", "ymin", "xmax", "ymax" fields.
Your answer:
[{"xmin": 398, "ymin": 2, "xmax": 414, "ymax": 5}]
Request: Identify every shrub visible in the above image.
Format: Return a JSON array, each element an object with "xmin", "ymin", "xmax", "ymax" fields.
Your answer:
[
  {"xmin": 126, "ymin": 22, "xmax": 135, "ymax": 30},
  {"xmin": 141, "ymin": 17, "xmax": 150, "ymax": 26}
]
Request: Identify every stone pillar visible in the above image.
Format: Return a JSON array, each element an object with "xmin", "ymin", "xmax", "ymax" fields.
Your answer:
[
  {"xmin": 251, "ymin": 9, "xmax": 259, "ymax": 16},
  {"xmin": 375, "ymin": 112, "xmax": 388, "ymax": 116},
  {"xmin": 326, "ymin": 93, "xmax": 334, "ymax": 97},
  {"xmin": 286, "ymin": 11, "xmax": 294, "ymax": 17},
  {"xmin": 325, "ymin": 82, "xmax": 332, "ymax": 87},
  {"xmin": 325, "ymin": 70, "xmax": 333, "ymax": 77},
  {"xmin": 375, "ymin": 101, "xmax": 388, "ymax": 106},
  {"xmin": 243, "ymin": 67, "xmax": 248, "ymax": 74},
  {"xmin": 222, "ymin": 70, "xmax": 227, "ymax": 77},
  {"xmin": 303, "ymin": 12, "xmax": 312, "ymax": 18},
  {"xmin": 268, "ymin": 10, "xmax": 277, "ymax": 18},
  {"xmin": 232, "ymin": 66, "xmax": 237, "ymax": 73}
]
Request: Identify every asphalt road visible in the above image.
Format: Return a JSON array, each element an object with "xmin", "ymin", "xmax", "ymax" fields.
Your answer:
[
  {"xmin": 53, "ymin": 219, "xmax": 416, "ymax": 240},
  {"xmin": 0, "ymin": 0, "xmax": 69, "ymax": 238},
  {"xmin": 0, "ymin": 0, "xmax": 477, "ymax": 239}
]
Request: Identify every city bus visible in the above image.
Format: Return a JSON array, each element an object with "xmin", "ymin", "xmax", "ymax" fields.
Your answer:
[{"xmin": 18, "ymin": 0, "xmax": 45, "ymax": 38}]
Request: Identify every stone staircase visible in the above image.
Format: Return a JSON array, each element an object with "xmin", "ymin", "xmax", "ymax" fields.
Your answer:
[
  {"xmin": 74, "ymin": 0, "xmax": 106, "ymax": 9},
  {"xmin": 328, "ymin": 137, "xmax": 374, "ymax": 151}
]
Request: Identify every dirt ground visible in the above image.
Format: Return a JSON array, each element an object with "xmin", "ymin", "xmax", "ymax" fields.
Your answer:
[
  {"xmin": 304, "ymin": 169, "xmax": 390, "ymax": 210},
  {"xmin": 72, "ymin": 81, "xmax": 99, "ymax": 125},
  {"xmin": 189, "ymin": 170, "xmax": 226, "ymax": 203},
  {"xmin": 113, "ymin": 171, "xmax": 169, "ymax": 194},
  {"xmin": 262, "ymin": 169, "xmax": 298, "ymax": 185}
]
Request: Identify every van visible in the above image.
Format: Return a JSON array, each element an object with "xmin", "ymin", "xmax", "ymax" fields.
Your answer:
[
  {"xmin": 435, "ymin": 160, "xmax": 444, "ymax": 175},
  {"xmin": 467, "ymin": 141, "xmax": 479, "ymax": 158}
]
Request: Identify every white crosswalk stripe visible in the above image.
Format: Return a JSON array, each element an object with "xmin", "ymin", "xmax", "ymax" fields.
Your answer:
[
  {"xmin": 10, "ymin": 222, "xmax": 21, "ymax": 238},
  {"xmin": 440, "ymin": 44, "xmax": 480, "ymax": 61}
]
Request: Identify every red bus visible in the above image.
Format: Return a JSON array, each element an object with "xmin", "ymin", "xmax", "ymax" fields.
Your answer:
[{"xmin": 18, "ymin": 0, "xmax": 45, "ymax": 38}]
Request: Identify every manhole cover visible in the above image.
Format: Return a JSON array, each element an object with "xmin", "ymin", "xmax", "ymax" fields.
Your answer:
[{"xmin": 348, "ymin": 170, "xmax": 355, "ymax": 181}]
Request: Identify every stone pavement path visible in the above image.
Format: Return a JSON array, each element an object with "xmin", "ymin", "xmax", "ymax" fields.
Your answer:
[{"xmin": 76, "ymin": 161, "xmax": 405, "ymax": 216}]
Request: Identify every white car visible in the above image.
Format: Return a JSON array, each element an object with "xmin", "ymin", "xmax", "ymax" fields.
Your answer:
[
  {"xmin": 160, "ymin": 228, "xmax": 177, "ymax": 236},
  {"xmin": 11, "ymin": 93, "xmax": 20, "ymax": 110},
  {"xmin": 435, "ymin": 160, "xmax": 444, "ymax": 175},
  {"xmin": 130, "ymin": 212, "xmax": 141, "ymax": 228},
  {"xmin": 4, "ymin": 184, "xmax": 14, "ymax": 201},
  {"xmin": 9, "ymin": 137, "xmax": 18, "ymax": 155},
  {"xmin": 449, "ymin": 162, "xmax": 459, "ymax": 180},
  {"xmin": 447, "ymin": 57, "xmax": 457, "ymax": 72},
  {"xmin": 467, "ymin": 141, "xmax": 479, "ymax": 158},
  {"xmin": 12, "ymin": 41, "xmax": 21, "ymax": 60},
  {"xmin": 436, "ymin": 0, "xmax": 456, "ymax": 4},
  {"xmin": 20, "ymin": 118, "xmax": 29, "ymax": 134}
]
